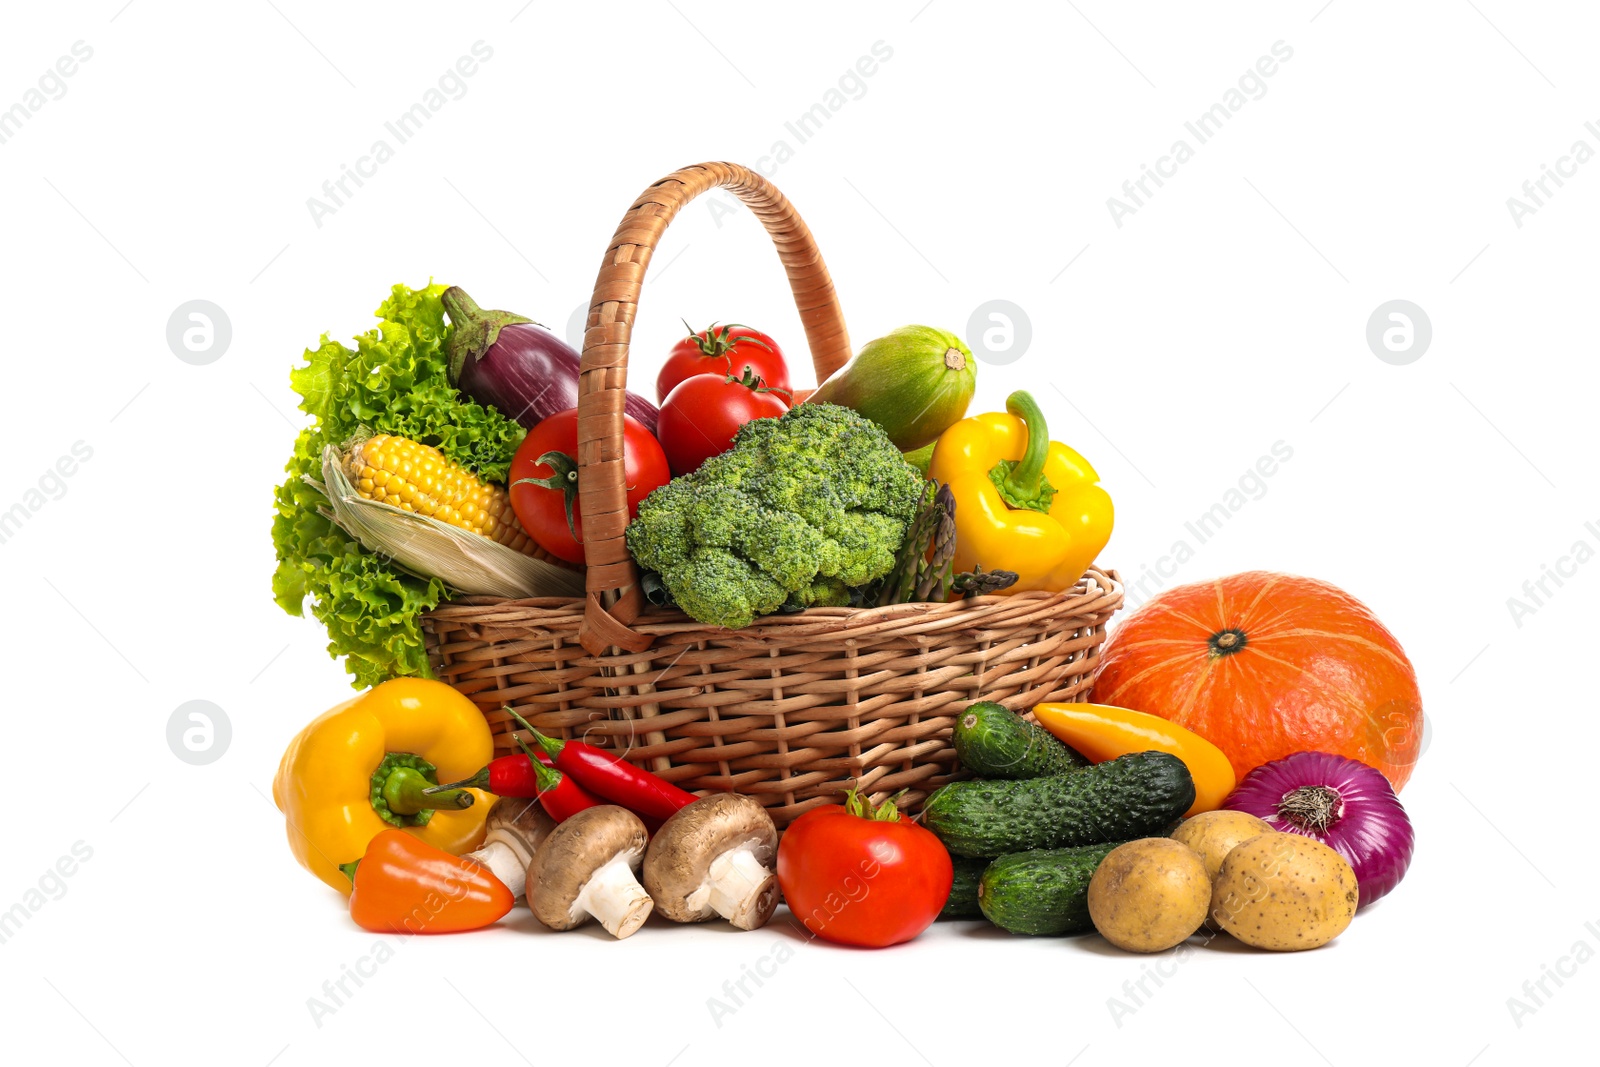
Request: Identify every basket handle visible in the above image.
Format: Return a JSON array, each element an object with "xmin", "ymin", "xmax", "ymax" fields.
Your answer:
[{"xmin": 575, "ymin": 162, "xmax": 852, "ymax": 654}]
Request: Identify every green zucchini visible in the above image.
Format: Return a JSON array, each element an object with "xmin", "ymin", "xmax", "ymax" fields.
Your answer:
[
  {"xmin": 922, "ymin": 751, "xmax": 1196, "ymax": 857},
  {"xmin": 941, "ymin": 855, "xmax": 989, "ymax": 919},
  {"xmin": 979, "ymin": 842, "xmax": 1122, "ymax": 935},
  {"xmin": 809, "ymin": 326, "xmax": 976, "ymax": 450},
  {"xmin": 952, "ymin": 701, "xmax": 1089, "ymax": 779}
]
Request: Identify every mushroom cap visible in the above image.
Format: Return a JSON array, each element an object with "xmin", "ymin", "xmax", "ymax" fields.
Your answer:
[
  {"xmin": 643, "ymin": 793, "xmax": 778, "ymax": 922},
  {"xmin": 527, "ymin": 805, "xmax": 648, "ymax": 931},
  {"xmin": 484, "ymin": 796, "xmax": 556, "ymax": 848}
]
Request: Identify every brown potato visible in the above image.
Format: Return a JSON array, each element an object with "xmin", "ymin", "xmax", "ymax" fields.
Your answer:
[
  {"xmin": 1087, "ymin": 838, "xmax": 1210, "ymax": 953},
  {"xmin": 1211, "ymin": 833, "xmax": 1358, "ymax": 950},
  {"xmin": 1173, "ymin": 811, "xmax": 1276, "ymax": 880},
  {"xmin": 1172, "ymin": 811, "xmax": 1276, "ymax": 929}
]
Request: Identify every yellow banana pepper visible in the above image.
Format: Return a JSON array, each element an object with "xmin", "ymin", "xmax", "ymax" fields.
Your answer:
[
  {"xmin": 273, "ymin": 678, "xmax": 495, "ymax": 895},
  {"xmin": 928, "ymin": 390, "xmax": 1113, "ymax": 594}
]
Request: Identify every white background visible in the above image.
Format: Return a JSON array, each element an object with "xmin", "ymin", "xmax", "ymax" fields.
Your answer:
[{"xmin": 2, "ymin": 2, "xmax": 1595, "ymax": 1064}]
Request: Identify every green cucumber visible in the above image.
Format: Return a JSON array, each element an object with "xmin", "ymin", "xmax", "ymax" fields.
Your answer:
[
  {"xmin": 952, "ymin": 701, "xmax": 1089, "ymax": 779},
  {"xmin": 941, "ymin": 854, "xmax": 989, "ymax": 919},
  {"xmin": 922, "ymin": 751, "xmax": 1196, "ymax": 858},
  {"xmin": 810, "ymin": 325, "xmax": 975, "ymax": 450},
  {"xmin": 979, "ymin": 842, "xmax": 1122, "ymax": 935}
]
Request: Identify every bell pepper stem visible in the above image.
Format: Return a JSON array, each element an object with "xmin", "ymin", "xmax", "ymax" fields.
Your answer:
[
  {"xmin": 1001, "ymin": 391, "xmax": 1049, "ymax": 497},
  {"xmin": 370, "ymin": 752, "xmax": 472, "ymax": 827},
  {"xmin": 990, "ymin": 390, "xmax": 1057, "ymax": 514},
  {"xmin": 385, "ymin": 766, "xmax": 473, "ymax": 816}
]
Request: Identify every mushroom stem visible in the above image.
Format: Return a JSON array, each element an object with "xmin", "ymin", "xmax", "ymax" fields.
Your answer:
[
  {"xmin": 466, "ymin": 840, "xmax": 527, "ymax": 895},
  {"xmin": 702, "ymin": 844, "xmax": 779, "ymax": 931},
  {"xmin": 466, "ymin": 798, "xmax": 556, "ymax": 902},
  {"xmin": 574, "ymin": 854, "xmax": 654, "ymax": 939}
]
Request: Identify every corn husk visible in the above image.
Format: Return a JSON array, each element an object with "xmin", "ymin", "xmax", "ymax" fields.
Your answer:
[{"xmin": 313, "ymin": 445, "xmax": 585, "ymax": 599}]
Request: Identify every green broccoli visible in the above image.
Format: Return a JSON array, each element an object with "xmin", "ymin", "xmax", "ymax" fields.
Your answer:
[{"xmin": 627, "ymin": 403, "xmax": 925, "ymax": 628}]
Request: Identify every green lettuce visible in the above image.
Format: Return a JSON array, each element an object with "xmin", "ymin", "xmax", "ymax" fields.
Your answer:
[{"xmin": 270, "ymin": 282, "xmax": 526, "ymax": 688}]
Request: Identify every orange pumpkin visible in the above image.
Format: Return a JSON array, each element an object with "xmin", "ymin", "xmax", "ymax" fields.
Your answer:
[{"xmin": 1092, "ymin": 571, "xmax": 1423, "ymax": 791}]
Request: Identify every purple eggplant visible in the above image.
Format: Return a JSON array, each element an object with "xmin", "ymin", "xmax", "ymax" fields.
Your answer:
[{"xmin": 442, "ymin": 286, "xmax": 659, "ymax": 433}]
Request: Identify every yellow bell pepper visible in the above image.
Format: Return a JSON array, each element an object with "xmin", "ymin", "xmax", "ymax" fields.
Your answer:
[
  {"xmin": 273, "ymin": 678, "xmax": 495, "ymax": 895},
  {"xmin": 928, "ymin": 390, "xmax": 1113, "ymax": 594}
]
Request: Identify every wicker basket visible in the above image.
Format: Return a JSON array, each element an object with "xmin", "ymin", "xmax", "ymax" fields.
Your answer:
[{"xmin": 423, "ymin": 162, "xmax": 1123, "ymax": 827}]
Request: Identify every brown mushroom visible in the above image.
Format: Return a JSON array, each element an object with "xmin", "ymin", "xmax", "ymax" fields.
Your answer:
[
  {"xmin": 525, "ymin": 805, "xmax": 653, "ymax": 938},
  {"xmin": 463, "ymin": 797, "xmax": 556, "ymax": 900},
  {"xmin": 643, "ymin": 793, "xmax": 779, "ymax": 930}
]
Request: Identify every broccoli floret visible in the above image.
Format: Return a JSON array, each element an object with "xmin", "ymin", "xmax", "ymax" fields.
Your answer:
[
  {"xmin": 817, "ymin": 509, "xmax": 910, "ymax": 586},
  {"xmin": 665, "ymin": 548, "xmax": 790, "ymax": 630},
  {"xmin": 789, "ymin": 575, "xmax": 853, "ymax": 610},
  {"xmin": 625, "ymin": 478, "xmax": 697, "ymax": 572},
  {"xmin": 627, "ymin": 403, "xmax": 924, "ymax": 628}
]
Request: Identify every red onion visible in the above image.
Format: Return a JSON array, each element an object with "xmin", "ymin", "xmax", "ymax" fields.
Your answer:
[
  {"xmin": 1222, "ymin": 751, "xmax": 1414, "ymax": 907},
  {"xmin": 442, "ymin": 287, "xmax": 659, "ymax": 433}
]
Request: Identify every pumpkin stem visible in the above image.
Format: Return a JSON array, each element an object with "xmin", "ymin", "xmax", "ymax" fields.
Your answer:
[
  {"xmin": 1278, "ymin": 785, "xmax": 1342, "ymax": 832},
  {"xmin": 1209, "ymin": 628, "xmax": 1248, "ymax": 657}
]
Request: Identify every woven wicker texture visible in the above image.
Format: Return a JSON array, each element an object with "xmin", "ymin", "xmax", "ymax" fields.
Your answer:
[
  {"xmin": 426, "ymin": 569, "xmax": 1121, "ymax": 827},
  {"xmin": 422, "ymin": 163, "xmax": 1123, "ymax": 826}
]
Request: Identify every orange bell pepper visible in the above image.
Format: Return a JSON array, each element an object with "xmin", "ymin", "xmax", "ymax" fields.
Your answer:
[
  {"xmin": 1031, "ymin": 702, "xmax": 1236, "ymax": 816},
  {"xmin": 345, "ymin": 830, "xmax": 514, "ymax": 935}
]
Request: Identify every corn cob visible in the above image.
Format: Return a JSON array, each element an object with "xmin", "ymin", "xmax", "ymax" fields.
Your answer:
[{"xmin": 342, "ymin": 434, "xmax": 538, "ymax": 556}]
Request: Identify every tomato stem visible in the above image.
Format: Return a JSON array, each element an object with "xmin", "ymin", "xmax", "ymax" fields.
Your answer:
[
  {"xmin": 842, "ymin": 787, "xmax": 905, "ymax": 822},
  {"xmin": 687, "ymin": 321, "xmax": 775, "ymax": 358},
  {"xmin": 727, "ymin": 365, "xmax": 791, "ymax": 401},
  {"xmin": 512, "ymin": 450, "xmax": 582, "ymax": 541}
]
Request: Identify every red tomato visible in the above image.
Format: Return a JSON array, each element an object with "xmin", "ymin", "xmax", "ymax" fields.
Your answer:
[
  {"xmin": 657, "ymin": 369, "xmax": 790, "ymax": 477},
  {"xmin": 776, "ymin": 792, "xmax": 953, "ymax": 948},
  {"xmin": 508, "ymin": 408, "xmax": 669, "ymax": 565},
  {"xmin": 656, "ymin": 323, "xmax": 790, "ymax": 403}
]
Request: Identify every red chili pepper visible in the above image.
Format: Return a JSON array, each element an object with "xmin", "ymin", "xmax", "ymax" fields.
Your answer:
[
  {"xmin": 427, "ymin": 720, "xmax": 599, "ymax": 823},
  {"xmin": 512, "ymin": 734, "xmax": 604, "ymax": 822},
  {"xmin": 510, "ymin": 711, "xmax": 697, "ymax": 822},
  {"xmin": 428, "ymin": 749, "xmax": 554, "ymax": 798}
]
